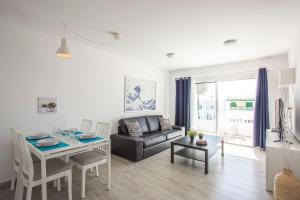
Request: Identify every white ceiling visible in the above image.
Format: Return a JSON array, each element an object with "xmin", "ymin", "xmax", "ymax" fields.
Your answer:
[{"xmin": 0, "ymin": 0, "xmax": 300, "ymax": 70}]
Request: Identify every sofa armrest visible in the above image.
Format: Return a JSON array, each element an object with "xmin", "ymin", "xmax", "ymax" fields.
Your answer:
[
  {"xmin": 172, "ymin": 125, "xmax": 185, "ymax": 136},
  {"xmin": 110, "ymin": 134, "xmax": 144, "ymax": 161}
]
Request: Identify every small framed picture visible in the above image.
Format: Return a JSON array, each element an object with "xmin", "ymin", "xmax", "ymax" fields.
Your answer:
[{"xmin": 38, "ymin": 97, "xmax": 57, "ymax": 113}]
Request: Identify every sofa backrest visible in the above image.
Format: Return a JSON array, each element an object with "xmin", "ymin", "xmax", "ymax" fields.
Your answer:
[
  {"xmin": 145, "ymin": 115, "xmax": 162, "ymax": 132},
  {"xmin": 119, "ymin": 115, "xmax": 163, "ymax": 135}
]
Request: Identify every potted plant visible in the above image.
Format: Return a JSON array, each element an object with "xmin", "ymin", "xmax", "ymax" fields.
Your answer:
[
  {"xmin": 187, "ymin": 129, "xmax": 197, "ymax": 142},
  {"xmin": 198, "ymin": 132, "xmax": 204, "ymax": 139}
]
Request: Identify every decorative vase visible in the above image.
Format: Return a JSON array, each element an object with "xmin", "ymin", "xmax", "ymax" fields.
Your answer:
[
  {"xmin": 190, "ymin": 136, "xmax": 194, "ymax": 143},
  {"xmin": 199, "ymin": 135, "xmax": 203, "ymax": 140},
  {"xmin": 274, "ymin": 168, "xmax": 300, "ymax": 200}
]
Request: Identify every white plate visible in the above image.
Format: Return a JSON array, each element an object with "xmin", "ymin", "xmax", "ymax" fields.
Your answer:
[
  {"xmin": 36, "ymin": 138, "xmax": 60, "ymax": 147},
  {"xmin": 27, "ymin": 133, "xmax": 49, "ymax": 140},
  {"xmin": 79, "ymin": 133, "xmax": 97, "ymax": 139}
]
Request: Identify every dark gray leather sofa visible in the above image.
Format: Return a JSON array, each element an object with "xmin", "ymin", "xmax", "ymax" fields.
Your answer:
[{"xmin": 110, "ymin": 115, "xmax": 185, "ymax": 161}]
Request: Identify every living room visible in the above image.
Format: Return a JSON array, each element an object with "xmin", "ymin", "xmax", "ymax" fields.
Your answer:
[{"xmin": 0, "ymin": 1, "xmax": 300, "ymax": 200}]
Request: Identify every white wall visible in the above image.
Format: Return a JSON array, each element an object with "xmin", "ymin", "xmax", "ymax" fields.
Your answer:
[
  {"xmin": 0, "ymin": 20, "xmax": 169, "ymax": 183},
  {"xmin": 289, "ymin": 31, "xmax": 300, "ymax": 138},
  {"xmin": 169, "ymin": 55, "xmax": 289, "ymax": 129}
]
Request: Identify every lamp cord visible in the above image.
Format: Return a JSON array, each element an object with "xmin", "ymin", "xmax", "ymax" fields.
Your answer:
[{"xmin": 63, "ymin": 23, "xmax": 117, "ymax": 45}]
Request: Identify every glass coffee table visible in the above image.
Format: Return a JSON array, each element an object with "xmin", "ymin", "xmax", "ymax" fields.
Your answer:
[{"xmin": 171, "ymin": 135, "xmax": 224, "ymax": 174}]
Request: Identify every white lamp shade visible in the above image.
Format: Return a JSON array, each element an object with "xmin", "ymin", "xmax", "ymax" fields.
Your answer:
[
  {"xmin": 56, "ymin": 38, "xmax": 72, "ymax": 58},
  {"xmin": 279, "ymin": 68, "xmax": 295, "ymax": 88}
]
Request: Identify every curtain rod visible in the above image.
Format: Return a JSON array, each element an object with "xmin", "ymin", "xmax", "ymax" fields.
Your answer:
[
  {"xmin": 175, "ymin": 77, "xmax": 191, "ymax": 80},
  {"xmin": 174, "ymin": 68, "xmax": 270, "ymax": 80},
  {"xmin": 212, "ymin": 68, "xmax": 271, "ymax": 75}
]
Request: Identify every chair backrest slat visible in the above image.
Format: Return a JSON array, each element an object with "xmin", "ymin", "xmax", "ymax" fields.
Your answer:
[
  {"xmin": 95, "ymin": 122, "xmax": 111, "ymax": 139},
  {"xmin": 81, "ymin": 119, "xmax": 93, "ymax": 133}
]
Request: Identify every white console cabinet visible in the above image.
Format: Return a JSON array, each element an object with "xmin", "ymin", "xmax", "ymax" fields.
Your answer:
[{"xmin": 266, "ymin": 129, "xmax": 300, "ymax": 191}]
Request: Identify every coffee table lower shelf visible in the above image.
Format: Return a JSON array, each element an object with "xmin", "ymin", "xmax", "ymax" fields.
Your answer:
[
  {"xmin": 171, "ymin": 135, "xmax": 224, "ymax": 174},
  {"xmin": 174, "ymin": 147, "xmax": 218, "ymax": 162}
]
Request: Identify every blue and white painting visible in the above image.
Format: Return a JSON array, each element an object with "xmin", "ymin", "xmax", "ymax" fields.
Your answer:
[{"xmin": 125, "ymin": 77, "xmax": 156, "ymax": 112}]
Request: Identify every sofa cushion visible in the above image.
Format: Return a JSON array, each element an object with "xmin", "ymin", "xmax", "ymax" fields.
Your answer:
[
  {"xmin": 159, "ymin": 117, "xmax": 172, "ymax": 131},
  {"xmin": 146, "ymin": 115, "xmax": 161, "ymax": 132},
  {"xmin": 127, "ymin": 121, "xmax": 143, "ymax": 137},
  {"xmin": 156, "ymin": 129, "xmax": 182, "ymax": 140},
  {"xmin": 143, "ymin": 133, "xmax": 166, "ymax": 148},
  {"xmin": 165, "ymin": 130, "xmax": 182, "ymax": 140},
  {"xmin": 119, "ymin": 117, "xmax": 149, "ymax": 135}
]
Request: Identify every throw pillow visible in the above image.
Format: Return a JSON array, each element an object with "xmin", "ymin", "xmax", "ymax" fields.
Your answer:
[
  {"xmin": 126, "ymin": 121, "xmax": 143, "ymax": 137},
  {"xmin": 159, "ymin": 117, "xmax": 172, "ymax": 131}
]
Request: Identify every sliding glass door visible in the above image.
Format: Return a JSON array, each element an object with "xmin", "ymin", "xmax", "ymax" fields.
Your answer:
[
  {"xmin": 217, "ymin": 79, "xmax": 256, "ymax": 146},
  {"xmin": 192, "ymin": 82, "xmax": 217, "ymax": 135},
  {"xmin": 192, "ymin": 79, "xmax": 257, "ymax": 146}
]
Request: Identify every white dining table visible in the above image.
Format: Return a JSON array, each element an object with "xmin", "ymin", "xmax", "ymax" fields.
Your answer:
[{"xmin": 17, "ymin": 132, "xmax": 111, "ymax": 200}]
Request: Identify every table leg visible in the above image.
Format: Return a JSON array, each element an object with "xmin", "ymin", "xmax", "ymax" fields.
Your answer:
[
  {"xmin": 205, "ymin": 150, "xmax": 208, "ymax": 174},
  {"xmin": 107, "ymin": 141, "xmax": 111, "ymax": 190},
  {"xmin": 65, "ymin": 156, "xmax": 69, "ymax": 182},
  {"xmin": 171, "ymin": 143, "xmax": 174, "ymax": 163},
  {"xmin": 221, "ymin": 140, "xmax": 224, "ymax": 157},
  {"xmin": 41, "ymin": 158, "xmax": 47, "ymax": 200}
]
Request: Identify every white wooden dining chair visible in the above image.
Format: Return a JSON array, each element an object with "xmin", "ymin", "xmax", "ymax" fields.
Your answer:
[
  {"xmin": 70, "ymin": 121, "xmax": 111, "ymax": 199},
  {"xmin": 63, "ymin": 118, "xmax": 93, "ymax": 165},
  {"xmin": 92, "ymin": 122, "xmax": 111, "ymax": 176},
  {"xmin": 16, "ymin": 131, "xmax": 73, "ymax": 200},
  {"xmin": 10, "ymin": 128, "xmax": 41, "ymax": 191},
  {"xmin": 10, "ymin": 128, "xmax": 21, "ymax": 191},
  {"xmin": 63, "ymin": 118, "xmax": 93, "ymax": 183},
  {"xmin": 81, "ymin": 119, "xmax": 93, "ymax": 133},
  {"xmin": 95, "ymin": 121, "xmax": 111, "ymax": 150}
]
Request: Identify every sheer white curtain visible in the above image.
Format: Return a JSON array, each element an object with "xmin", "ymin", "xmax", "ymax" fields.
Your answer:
[{"xmin": 190, "ymin": 77, "xmax": 197, "ymax": 131}]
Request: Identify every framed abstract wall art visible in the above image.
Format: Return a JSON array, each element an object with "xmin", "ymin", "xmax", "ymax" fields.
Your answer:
[{"xmin": 124, "ymin": 77, "xmax": 156, "ymax": 112}]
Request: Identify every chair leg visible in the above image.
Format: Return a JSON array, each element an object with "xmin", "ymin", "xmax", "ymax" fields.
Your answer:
[
  {"xmin": 81, "ymin": 169, "xmax": 86, "ymax": 199},
  {"xmin": 10, "ymin": 171, "xmax": 17, "ymax": 191},
  {"xmin": 26, "ymin": 186, "xmax": 32, "ymax": 200},
  {"xmin": 95, "ymin": 167, "xmax": 99, "ymax": 177},
  {"xmin": 57, "ymin": 178, "xmax": 61, "ymax": 191},
  {"xmin": 53, "ymin": 179, "xmax": 57, "ymax": 188},
  {"xmin": 68, "ymin": 172, "xmax": 72, "ymax": 200},
  {"xmin": 18, "ymin": 180, "xmax": 24, "ymax": 200},
  {"xmin": 14, "ymin": 171, "xmax": 21, "ymax": 200}
]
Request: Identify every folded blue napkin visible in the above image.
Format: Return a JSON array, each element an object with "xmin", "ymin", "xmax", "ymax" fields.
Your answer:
[
  {"xmin": 77, "ymin": 136, "xmax": 104, "ymax": 143},
  {"xmin": 75, "ymin": 131, "xmax": 84, "ymax": 135}
]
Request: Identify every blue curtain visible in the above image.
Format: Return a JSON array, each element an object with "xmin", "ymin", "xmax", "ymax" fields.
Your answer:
[
  {"xmin": 253, "ymin": 68, "xmax": 270, "ymax": 149},
  {"xmin": 175, "ymin": 77, "xmax": 191, "ymax": 134}
]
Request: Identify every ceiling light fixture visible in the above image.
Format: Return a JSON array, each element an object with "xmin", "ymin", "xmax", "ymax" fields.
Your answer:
[
  {"xmin": 224, "ymin": 39, "xmax": 237, "ymax": 46},
  {"xmin": 56, "ymin": 24, "xmax": 72, "ymax": 59},
  {"xmin": 110, "ymin": 32, "xmax": 120, "ymax": 40},
  {"xmin": 166, "ymin": 52, "xmax": 175, "ymax": 58},
  {"xmin": 56, "ymin": 23, "xmax": 120, "ymax": 59}
]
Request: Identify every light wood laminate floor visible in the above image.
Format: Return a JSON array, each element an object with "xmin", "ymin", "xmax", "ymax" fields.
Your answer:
[{"xmin": 0, "ymin": 144, "xmax": 272, "ymax": 200}]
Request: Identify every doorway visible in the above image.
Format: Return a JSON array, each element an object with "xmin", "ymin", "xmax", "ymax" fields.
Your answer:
[{"xmin": 192, "ymin": 79, "xmax": 257, "ymax": 146}]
